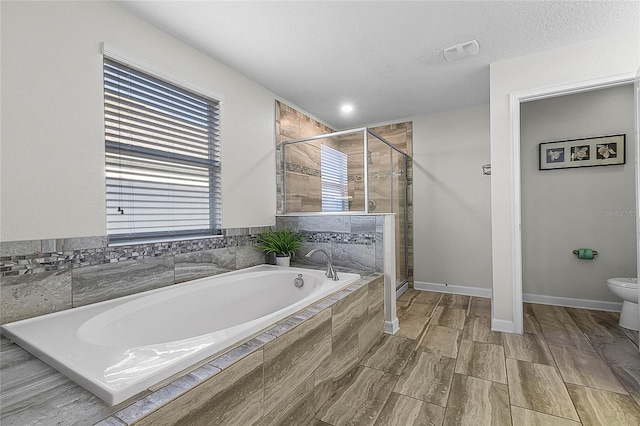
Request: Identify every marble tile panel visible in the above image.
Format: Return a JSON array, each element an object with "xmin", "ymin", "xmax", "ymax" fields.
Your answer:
[
  {"xmin": 503, "ymin": 332, "xmax": 555, "ymax": 366},
  {"xmin": 209, "ymin": 334, "xmax": 275, "ymax": 371},
  {"xmin": 438, "ymin": 293, "xmax": 470, "ymax": 309},
  {"xmin": 307, "ymin": 420, "xmax": 333, "ymax": 426},
  {"xmin": 506, "ymin": 358, "xmax": 579, "ymax": 421},
  {"xmin": 264, "ymin": 308, "xmax": 332, "ymax": 412},
  {"xmin": 373, "ymin": 392, "xmax": 445, "ymax": 426},
  {"xmin": 94, "ymin": 417, "xmax": 127, "ymax": 426},
  {"xmin": 236, "ymin": 244, "xmax": 266, "ymax": 269},
  {"xmin": 0, "ymin": 338, "xmax": 116, "ymax": 426},
  {"xmin": 259, "ymin": 375, "xmax": 316, "ymax": 426},
  {"xmin": 455, "ymin": 340, "xmax": 507, "ymax": 384},
  {"xmin": 468, "ymin": 296, "xmax": 492, "ymax": 317},
  {"xmin": 135, "ymin": 350, "xmax": 264, "ymax": 426},
  {"xmin": 443, "ymin": 374, "xmax": 510, "ymax": 426},
  {"xmin": 174, "ymin": 247, "xmax": 236, "ymax": 283},
  {"xmin": 393, "ymin": 349, "xmax": 456, "ymax": 406},
  {"xmin": 299, "ymin": 215, "xmax": 351, "ymax": 233},
  {"xmin": 359, "ymin": 307, "xmax": 385, "ymax": 359},
  {"xmin": 350, "ymin": 215, "xmax": 377, "ymax": 234},
  {"xmin": 72, "ymin": 256, "xmax": 174, "ymax": 307},
  {"xmin": 368, "ymin": 275, "xmax": 384, "ymax": 319},
  {"xmin": 419, "ymin": 325, "xmax": 462, "ymax": 359},
  {"xmin": 316, "ymin": 366, "xmax": 397, "ymax": 426},
  {"xmin": 332, "ymin": 242, "xmax": 377, "ymax": 271},
  {"xmin": 567, "ymin": 384, "xmax": 640, "ymax": 425},
  {"xmin": 510, "ymin": 406, "xmax": 580, "ymax": 426},
  {"xmin": 1, "ymin": 270, "xmax": 72, "ymax": 323},
  {"xmin": 431, "ymin": 306, "xmax": 466, "ymax": 330},
  {"xmin": 360, "ymin": 335, "xmax": 415, "ymax": 375},
  {"xmin": 461, "ymin": 314, "xmax": 503, "ymax": 345},
  {"xmin": 549, "ymin": 344, "xmax": 627, "ymax": 394},
  {"xmin": 55, "ymin": 235, "xmax": 107, "ymax": 251},
  {"xmin": 0, "ymin": 240, "xmax": 42, "ymax": 257},
  {"xmin": 531, "ymin": 304, "xmax": 595, "ymax": 352}
]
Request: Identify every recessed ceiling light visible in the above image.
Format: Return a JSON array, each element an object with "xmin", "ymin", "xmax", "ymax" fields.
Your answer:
[{"xmin": 341, "ymin": 104, "xmax": 354, "ymax": 113}]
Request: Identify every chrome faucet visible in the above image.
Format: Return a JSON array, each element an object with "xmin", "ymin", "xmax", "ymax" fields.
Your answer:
[{"xmin": 305, "ymin": 248, "xmax": 339, "ymax": 281}]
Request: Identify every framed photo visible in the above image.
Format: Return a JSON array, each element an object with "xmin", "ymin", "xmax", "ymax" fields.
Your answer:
[{"xmin": 539, "ymin": 134, "xmax": 625, "ymax": 170}]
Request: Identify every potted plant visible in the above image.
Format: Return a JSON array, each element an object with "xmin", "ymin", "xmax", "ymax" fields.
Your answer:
[{"xmin": 256, "ymin": 228, "xmax": 303, "ymax": 267}]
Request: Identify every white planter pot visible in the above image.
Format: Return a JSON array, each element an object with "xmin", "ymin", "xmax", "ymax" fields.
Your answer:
[{"xmin": 275, "ymin": 255, "xmax": 291, "ymax": 267}]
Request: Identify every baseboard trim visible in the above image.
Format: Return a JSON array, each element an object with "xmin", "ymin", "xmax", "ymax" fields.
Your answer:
[
  {"xmin": 414, "ymin": 281, "xmax": 492, "ymax": 298},
  {"xmin": 384, "ymin": 318, "xmax": 399, "ymax": 335},
  {"xmin": 396, "ymin": 282, "xmax": 409, "ymax": 299},
  {"xmin": 523, "ymin": 293, "xmax": 622, "ymax": 312},
  {"xmin": 491, "ymin": 319, "xmax": 514, "ymax": 333}
]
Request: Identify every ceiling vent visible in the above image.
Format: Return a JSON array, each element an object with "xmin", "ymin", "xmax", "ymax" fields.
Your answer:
[{"xmin": 443, "ymin": 40, "xmax": 479, "ymax": 61}]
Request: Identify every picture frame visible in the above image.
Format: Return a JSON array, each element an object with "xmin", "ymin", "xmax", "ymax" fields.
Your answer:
[{"xmin": 539, "ymin": 134, "xmax": 626, "ymax": 171}]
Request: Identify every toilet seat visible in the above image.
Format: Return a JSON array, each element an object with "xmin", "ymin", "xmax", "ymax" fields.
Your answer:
[{"xmin": 607, "ymin": 277, "xmax": 638, "ymax": 289}]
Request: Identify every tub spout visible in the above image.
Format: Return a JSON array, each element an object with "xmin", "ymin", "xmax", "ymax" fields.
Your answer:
[{"xmin": 305, "ymin": 248, "xmax": 339, "ymax": 281}]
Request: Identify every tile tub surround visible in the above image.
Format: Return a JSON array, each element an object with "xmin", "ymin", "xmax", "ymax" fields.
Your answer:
[
  {"xmin": 0, "ymin": 228, "xmax": 269, "ymax": 324},
  {"xmin": 0, "ymin": 272, "xmax": 384, "ymax": 426}
]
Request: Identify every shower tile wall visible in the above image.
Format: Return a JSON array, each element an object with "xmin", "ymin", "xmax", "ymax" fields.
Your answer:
[{"xmin": 275, "ymin": 101, "xmax": 414, "ymax": 285}]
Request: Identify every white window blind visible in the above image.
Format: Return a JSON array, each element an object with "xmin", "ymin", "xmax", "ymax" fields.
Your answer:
[
  {"xmin": 104, "ymin": 58, "xmax": 222, "ymax": 243},
  {"xmin": 321, "ymin": 145, "xmax": 348, "ymax": 212}
]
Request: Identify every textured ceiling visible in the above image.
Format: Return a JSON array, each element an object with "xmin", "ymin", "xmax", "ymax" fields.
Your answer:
[{"xmin": 116, "ymin": 1, "xmax": 639, "ymax": 129}]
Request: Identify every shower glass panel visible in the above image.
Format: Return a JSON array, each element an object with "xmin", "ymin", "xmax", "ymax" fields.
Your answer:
[{"xmin": 282, "ymin": 128, "xmax": 409, "ymax": 289}]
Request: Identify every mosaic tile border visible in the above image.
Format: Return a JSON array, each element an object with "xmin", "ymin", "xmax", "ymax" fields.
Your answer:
[{"xmin": 0, "ymin": 228, "xmax": 377, "ymax": 278}]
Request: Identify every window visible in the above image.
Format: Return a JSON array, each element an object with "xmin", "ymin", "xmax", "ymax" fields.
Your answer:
[
  {"xmin": 320, "ymin": 145, "xmax": 348, "ymax": 212},
  {"xmin": 104, "ymin": 58, "xmax": 221, "ymax": 243}
]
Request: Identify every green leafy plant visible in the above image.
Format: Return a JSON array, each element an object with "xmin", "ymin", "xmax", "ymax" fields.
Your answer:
[{"xmin": 257, "ymin": 228, "xmax": 303, "ymax": 257}]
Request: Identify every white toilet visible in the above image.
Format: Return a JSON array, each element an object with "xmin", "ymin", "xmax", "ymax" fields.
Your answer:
[{"xmin": 607, "ymin": 277, "xmax": 639, "ymax": 331}]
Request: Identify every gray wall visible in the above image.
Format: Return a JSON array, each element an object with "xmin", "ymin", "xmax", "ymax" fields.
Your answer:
[
  {"xmin": 412, "ymin": 104, "xmax": 493, "ymax": 290},
  {"xmin": 520, "ymin": 84, "xmax": 637, "ymax": 302}
]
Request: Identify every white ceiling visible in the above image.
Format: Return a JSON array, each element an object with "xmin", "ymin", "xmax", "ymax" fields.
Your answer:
[{"xmin": 116, "ymin": 1, "xmax": 638, "ymax": 129}]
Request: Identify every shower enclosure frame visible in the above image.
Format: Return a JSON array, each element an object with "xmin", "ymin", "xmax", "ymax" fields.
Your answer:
[{"xmin": 280, "ymin": 127, "xmax": 410, "ymax": 289}]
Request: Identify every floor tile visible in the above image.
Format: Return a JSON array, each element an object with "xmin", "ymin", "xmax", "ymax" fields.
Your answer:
[
  {"xmin": 373, "ymin": 393, "xmax": 444, "ymax": 426},
  {"xmin": 468, "ymin": 297, "xmax": 492, "ymax": 317},
  {"xmin": 549, "ymin": 344, "xmax": 627, "ymax": 394},
  {"xmin": 531, "ymin": 304, "xmax": 595, "ymax": 352},
  {"xmin": 523, "ymin": 313, "xmax": 543, "ymax": 335},
  {"xmin": 430, "ymin": 306, "xmax": 466, "ymax": 330},
  {"xmin": 360, "ymin": 334, "xmax": 416, "ymax": 375},
  {"xmin": 506, "ymin": 358, "xmax": 579, "ymax": 421},
  {"xmin": 443, "ymin": 374, "xmax": 510, "ymax": 426},
  {"xmin": 419, "ymin": 325, "xmax": 462, "ymax": 359},
  {"xmin": 454, "ymin": 340, "xmax": 506, "ymax": 384},
  {"xmin": 315, "ymin": 366, "xmax": 397, "ymax": 426},
  {"xmin": 503, "ymin": 332, "xmax": 555, "ymax": 366},
  {"xmin": 566, "ymin": 308, "xmax": 627, "ymax": 339},
  {"xmin": 439, "ymin": 294, "xmax": 470, "ymax": 310},
  {"xmin": 510, "ymin": 406, "xmax": 580, "ymax": 425},
  {"xmin": 567, "ymin": 384, "xmax": 640, "ymax": 425},
  {"xmin": 393, "ymin": 349, "xmax": 456, "ymax": 407},
  {"xmin": 461, "ymin": 314, "xmax": 503, "ymax": 345},
  {"xmin": 397, "ymin": 313, "xmax": 431, "ymax": 341}
]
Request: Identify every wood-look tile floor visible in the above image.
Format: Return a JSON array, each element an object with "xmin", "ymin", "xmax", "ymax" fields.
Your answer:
[{"xmin": 309, "ymin": 290, "xmax": 640, "ymax": 425}]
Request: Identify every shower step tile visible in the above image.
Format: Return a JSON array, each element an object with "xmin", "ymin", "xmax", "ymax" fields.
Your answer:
[
  {"xmin": 442, "ymin": 373, "xmax": 510, "ymax": 426},
  {"xmin": 373, "ymin": 392, "xmax": 445, "ymax": 426},
  {"xmin": 461, "ymin": 314, "xmax": 503, "ymax": 345},
  {"xmin": 503, "ymin": 332, "xmax": 555, "ymax": 366},
  {"xmin": 506, "ymin": 358, "xmax": 579, "ymax": 421},
  {"xmin": 430, "ymin": 306, "xmax": 466, "ymax": 330},
  {"xmin": 510, "ymin": 406, "xmax": 580, "ymax": 426},
  {"xmin": 531, "ymin": 304, "xmax": 595, "ymax": 352},
  {"xmin": 549, "ymin": 344, "xmax": 627, "ymax": 394},
  {"xmin": 359, "ymin": 334, "xmax": 415, "ymax": 375},
  {"xmin": 418, "ymin": 325, "xmax": 462, "ymax": 359},
  {"xmin": 566, "ymin": 384, "xmax": 640, "ymax": 425},
  {"xmin": 393, "ymin": 348, "xmax": 456, "ymax": 407},
  {"xmin": 315, "ymin": 365, "xmax": 397, "ymax": 426},
  {"xmin": 454, "ymin": 340, "xmax": 507, "ymax": 384}
]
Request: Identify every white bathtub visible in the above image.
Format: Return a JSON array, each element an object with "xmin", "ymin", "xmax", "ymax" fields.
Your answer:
[{"xmin": 1, "ymin": 265, "xmax": 360, "ymax": 405}]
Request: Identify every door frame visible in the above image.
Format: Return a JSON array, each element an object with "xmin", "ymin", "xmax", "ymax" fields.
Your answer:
[{"xmin": 508, "ymin": 72, "xmax": 638, "ymax": 334}]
